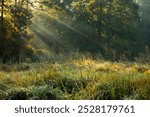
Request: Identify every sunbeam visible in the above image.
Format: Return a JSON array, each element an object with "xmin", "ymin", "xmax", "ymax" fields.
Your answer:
[
  {"xmin": 28, "ymin": 1, "xmax": 101, "ymax": 52},
  {"xmin": 30, "ymin": 20, "xmax": 73, "ymax": 50},
  {"xmin": 31, "ymin": 6, "xmax": 91, "ymax": 39}
]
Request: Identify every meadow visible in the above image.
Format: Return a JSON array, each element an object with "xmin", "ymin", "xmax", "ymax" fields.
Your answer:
[
  {"xmin": 0, "ymin": 52, "xmax": 150, "ymax": 100},
  {"xmin": 0, "ymin": 0, "xmax": 150, "ymax": 100}
]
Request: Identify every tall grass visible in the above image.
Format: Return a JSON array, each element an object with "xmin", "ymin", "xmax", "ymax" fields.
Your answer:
[{"xmin": 0, "ymin": 52, "xmax": 150, "ymax": 100}]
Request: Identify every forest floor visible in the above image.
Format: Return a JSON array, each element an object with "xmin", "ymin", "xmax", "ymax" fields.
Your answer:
[{"xmin": 0, "ymin": 58, "xmax": 150, "ymax": 100}]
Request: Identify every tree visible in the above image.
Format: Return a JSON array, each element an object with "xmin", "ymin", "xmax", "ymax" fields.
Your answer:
[
  {"xmin": 0, "ymin": 0, "xmax": 33, "ymax": 62},
  {"xmin": 55, "ymin": 0, "xmax": 143, "ymax": 59},
  {"xmin": 0, "ymin": 0, "xmax": 4, "ymax": 30},
  {"xmin": 138, "ymin": 0, "xmax": 150, "ymax": 47}
]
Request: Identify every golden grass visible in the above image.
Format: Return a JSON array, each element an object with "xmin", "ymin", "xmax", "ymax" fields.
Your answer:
[{"xmin": 0, "ymin": 59, "xmax": 150, "ymax": 100}]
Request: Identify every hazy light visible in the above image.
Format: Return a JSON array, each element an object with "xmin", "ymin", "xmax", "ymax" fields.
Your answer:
[{"xmin": 29, "ymin": 2, "xmax": 93, "ymax": 50}]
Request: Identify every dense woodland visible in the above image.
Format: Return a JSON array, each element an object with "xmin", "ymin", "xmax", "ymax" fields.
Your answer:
[{"xmin": 0, "ymin": 0, "xmax": 149, "ymax": 62}]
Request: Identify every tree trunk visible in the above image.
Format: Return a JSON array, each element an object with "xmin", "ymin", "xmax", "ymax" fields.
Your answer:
[{"xmin": 1, "ymin": 0, "xmax": 4, "ymax": 31}]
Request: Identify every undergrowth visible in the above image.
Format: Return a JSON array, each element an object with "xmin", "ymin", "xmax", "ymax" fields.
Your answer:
[{"xmin": 0, "ymin": 53, "xmax": 150, "ymax": 100}]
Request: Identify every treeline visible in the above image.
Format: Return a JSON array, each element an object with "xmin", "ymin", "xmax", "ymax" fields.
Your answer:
[
  {"xmin": 0, "ymin": 0, "xmax": 150, "ymax": 62},
  {"xmin": 43, "ymin": 0, "xmax": 150, "ymax": 60}
]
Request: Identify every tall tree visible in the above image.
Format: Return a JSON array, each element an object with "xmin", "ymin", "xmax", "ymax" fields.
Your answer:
[
  {"xmin": 0, "ymin": 0, "xmax": 33, "ymax": 62},
  {"xmin": 65, "ymin": 0, "xmax": 142, "ymax": 59}
]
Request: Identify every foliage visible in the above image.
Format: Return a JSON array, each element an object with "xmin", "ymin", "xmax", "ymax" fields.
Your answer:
[
  {"xmin": 43, "ymin": 0, "xmax": 145, "ymax": 59},
  {"xmin": 0, "ymin": 0, "xmax": 33, "ymax": 62},
  {"xmin": 0, "ymin": 0, "xmax": 149, "ymax": 61},
  {"xmin": 138, "ymin": 0, "xmax": 150, "ymax": 47}
]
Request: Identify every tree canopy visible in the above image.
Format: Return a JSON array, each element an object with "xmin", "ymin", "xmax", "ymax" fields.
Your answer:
[{"xmin": 0, "ymin": 0, "xmax": 149, "ymax": 62}]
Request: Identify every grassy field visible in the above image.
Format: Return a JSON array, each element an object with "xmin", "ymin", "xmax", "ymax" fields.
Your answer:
[{"xmin": 0, "ymin": 53, "xmax": 150, "ymax": 100}]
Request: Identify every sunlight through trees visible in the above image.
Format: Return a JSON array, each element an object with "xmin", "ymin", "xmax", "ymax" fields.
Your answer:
[{"xmin": 0, "ymin": 0, "xmax": 149, "ymax": 62}]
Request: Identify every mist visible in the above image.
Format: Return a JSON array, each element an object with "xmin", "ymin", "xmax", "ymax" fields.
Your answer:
[{"xmin": 138, "ymin": 0, "xmax": 150, "ymax": 23}]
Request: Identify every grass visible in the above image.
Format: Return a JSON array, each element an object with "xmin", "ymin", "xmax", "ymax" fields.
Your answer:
[{"xmin": 0, "ymin": 53, "xmax": 150, "ymax": 100}]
